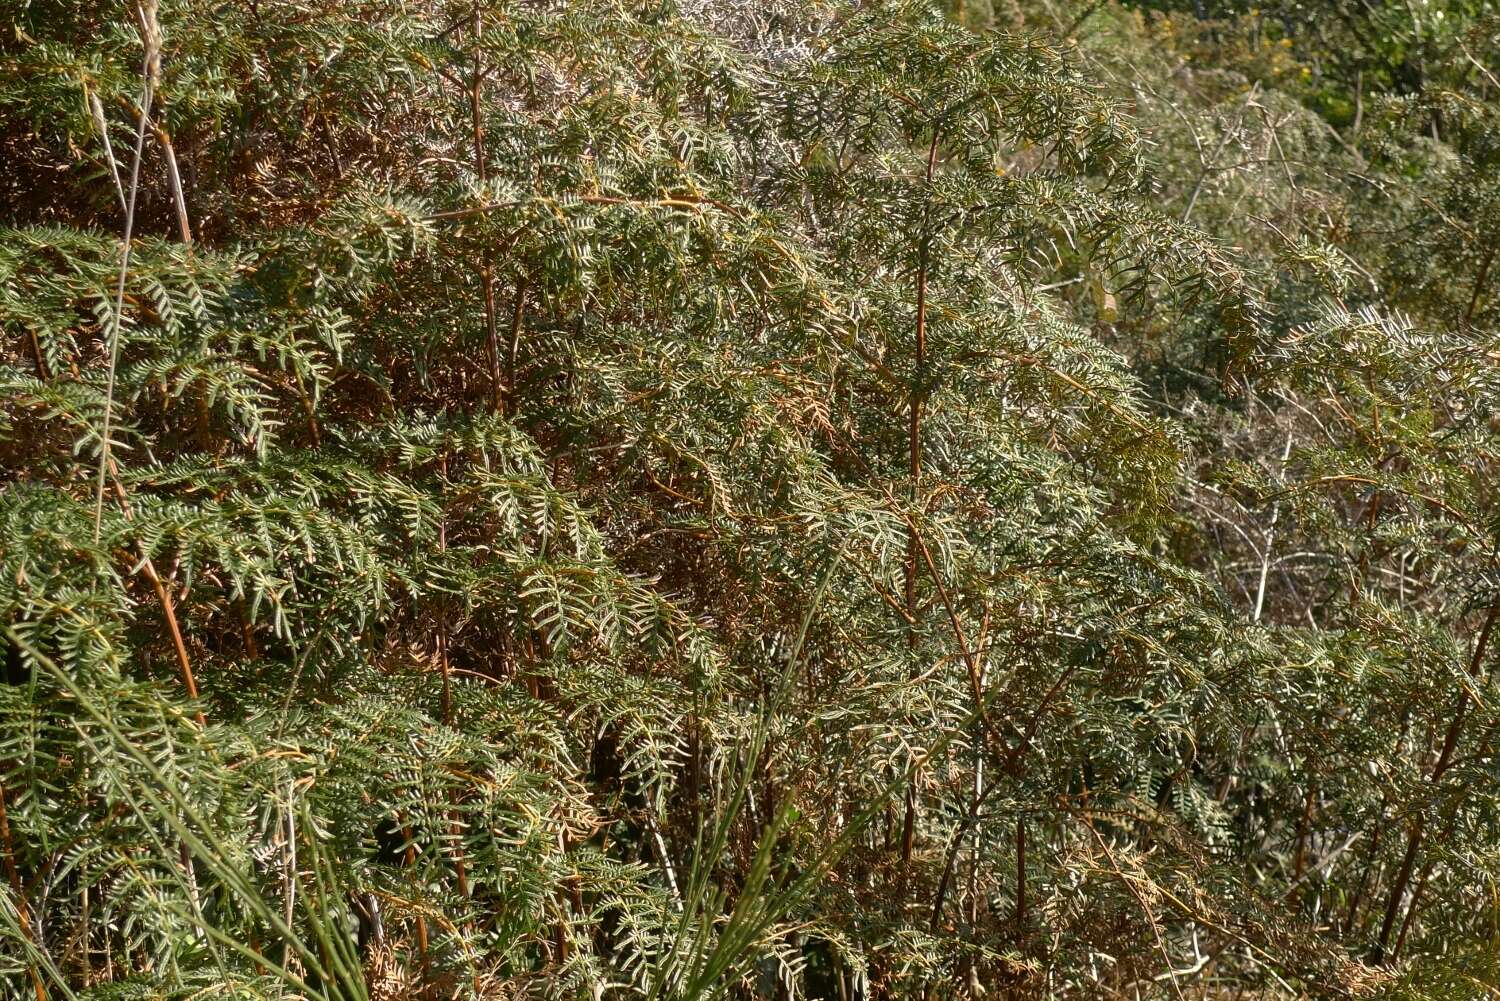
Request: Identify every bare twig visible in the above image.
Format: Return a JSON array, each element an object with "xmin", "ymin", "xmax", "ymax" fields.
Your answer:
[
  {"xmin": 93, "ymin": 28, "xmax": 156, "ymax": 541},
  {"xmin": 133, "ymin": 2, "xmax": 191, "ymax": 243},
  {"xmin": 1182, "ymin": 84, "xmax": 1260, "ymax": 224}
]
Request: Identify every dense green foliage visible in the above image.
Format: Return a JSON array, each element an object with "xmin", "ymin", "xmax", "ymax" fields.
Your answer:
[{"xmin": 1, "ymin": 1, "xmax": 1498, "ymax": 998}]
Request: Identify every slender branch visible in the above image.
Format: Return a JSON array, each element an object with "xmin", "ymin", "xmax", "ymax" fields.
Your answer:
[
  {"xmin": 1014, "ymin": 817, "xmax": 1026, "ymax": 941},
  {"xmin": 470, "ymin": 3, "xmax": 504, "ymax": 415},
  {"xmin": 1182, "ymin": 85, "xmax": 1260, "ymax": 224},
  {"xmin": 900, "ymin": 124, "xmax": 942, "ymax": 876},
  {"xmin": 0, "ymin": 781, "xmax": 48, "ymax": 1001},
  {"xmin": 903, "ymin": 511, "xmax": 1009, "ymax": 758},
  {"xmin": 1392, "ymin": 812, "xmax": 1455, "ymax": 962},
  {"xmin": 131, "ymin": 2, "xmax": 191, "ymax": 244},
  {"xmin": 424, "ymin": 192, "xmax": 741, "ymax": 223},
  {"xmin": 93, "ymin": 63, "xmax": 154, "ymax": 542},
  {"xmin": 1462, "ymin": 242, "xmax": 1496, "ymax": 329},
  {"xmin": 158, "ymin": 130, "xmax": 193, "ymax": 245},
  {"xmin": 505, "ymin": 275, "xmax": 529, "ymax": 417},
  {"xmin": 1342, "ymin": 809, "xmax": 1382, "ymax": 936},
  {"xmin": 929, "ymin": 657, "xmax": 1081, "ymax": 930},
  {"xmin": 1377, "ymin": 604, "xmax": 1499, "ymax": 960},
  {"xmin": 1085, "ymin": 822, "xmax": 1187, "ymax": 1001},
  {"xmin": 105, "ymin": 466, "xmax": 204, "ymax": 726},
  {"xmin": 86, "ymin": 88, "xmax": 128, "ymax": 215},
  {"xmin": 402, "ymin": 823, "xmax": 433, "ymax": 998}
]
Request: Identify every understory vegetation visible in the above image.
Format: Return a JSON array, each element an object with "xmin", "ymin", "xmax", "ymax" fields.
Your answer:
[{"xmin": 2, "ymin": 0, "xmax": 1499, "ymax": 997}]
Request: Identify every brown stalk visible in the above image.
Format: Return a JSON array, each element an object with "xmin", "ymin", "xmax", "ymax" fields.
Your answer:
[
  {"xmin": 128, "ymin": 3, "xmax": 189, "ymax": 245},
  {"xmin": 105, "ymin": 463, "xmax": 205, "ymax": 726},
  {"xmin": 100, "ymin": 93, "xmax": 191, "ymax": 246},
  {"xmin": 291, "ymin": 368, "xmax": 322, "ymax": 447},
  {"xmin": 899, "ymin": 125, "xmax": 942, "ymax": 876},
  {"xmin": 928, "ymin": 766, "xmax": 981, "ymax": 933},
  {"xmin": 1085, "ymin": 821, "xmax": 1187, "ymax": 1001},
  {"xmin": 929, "ymin": 657, "xmax": 1082, "ymax": 930},
  {"xmin": 1014, "ymin": 817, "xmax": 1027, "ymax": 941},
  {"xmin": 157, "ymin": 129, "xmax": 192, "ymax": 245},
  {"xmin": 469, "ymin": 4, "xmax": 505, "ymax": 415},
  {"xmin": 89, "ymin": 7, "xmax": 205, "ymax": 723},
  {"xmin": 505, "ymin": 275, "xmax": 529, "ymax": 417},
  {"xmin": 93, "ymin": 65, "xmax": 153, "ymax": 542},
  {"xmin": 1463, "ymin": 242, "xmax": 1495, "ymax": 329},
  {"xmin": 1391, "ymin": 689, "xmax": 1500, "ymax": 957},
  {"xmin": 0, "ymin": 781, "xmax": 48, "ymax": 1001},
  {"xmin": 436, "ymin": 456, "xmax": 454, "ymax": 728},
  {"xmin": 1376, "ymin": 604, "xmax": 1499, "ymax": 959},
  {"xmin": 1342, "ymin": 800, "xmax": 1384, "ymax": 936},
  {"xmin": 1286, "ymin": 784, "xmax": 1318, "ymax": 906},
  {"xmin": 434, "ymin": 455, "xmax": 472, "ymax": 906},
  {"xmin": 423, "ymin": 192, "xmax": 742, "ymax": 223},
  {"xmin": 904, "ymin": 511, "xmax": 1006, "ymax": 755},
  {"xmin": 140, "ymin": 556, "xmax": 204, "ymax": 723},
  {"xmin": 1392, "ymin": 809, "xmax": 1459, "ymax": 961},
  {"xmin": 402, "ymin": 826, "xmax": 433, "ymax": 996},
  {"xmin": 26, "ymin": 330, "xmax": 49, "ymax": 381}
]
